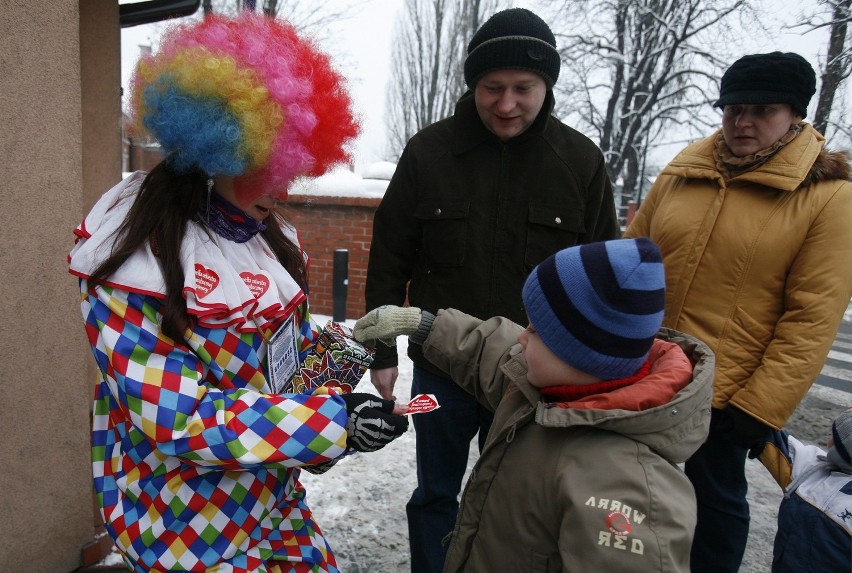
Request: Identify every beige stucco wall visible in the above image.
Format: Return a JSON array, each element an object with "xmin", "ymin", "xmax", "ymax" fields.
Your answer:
[{"xmin": 0, "ymin": 0, "xmax": 121, "ymax": 571}]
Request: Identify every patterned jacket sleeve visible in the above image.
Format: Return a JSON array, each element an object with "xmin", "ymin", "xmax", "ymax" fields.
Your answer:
[{"xmin": 83, "ymin": 282, "xmax": 349, "ymax": 470}]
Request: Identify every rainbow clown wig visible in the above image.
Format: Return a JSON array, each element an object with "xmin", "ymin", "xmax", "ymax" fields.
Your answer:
[{"xmin": 129, "ymin": 12, "xmax": 360, "ymax": 201}]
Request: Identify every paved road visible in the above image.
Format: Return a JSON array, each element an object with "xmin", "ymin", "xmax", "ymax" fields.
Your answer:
[
  {"xmin": 815, "ymin": 318, "xmax": 852, "ymax": 395},
  {"xmin": 783, "ymin": 309, "xmax": 852, "ymax": 446}
]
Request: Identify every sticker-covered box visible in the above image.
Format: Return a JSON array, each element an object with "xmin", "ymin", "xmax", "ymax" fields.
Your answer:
[{"xmin": 288, "ymin": 321, "xmax": 374, "ymax": 394}]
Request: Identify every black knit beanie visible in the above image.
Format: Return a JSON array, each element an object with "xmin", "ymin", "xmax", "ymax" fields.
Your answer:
[
  {"xmin": 714, "ymin": 52, "xmax": 816, "ymax": 118},
  {"xmin": 464, "ymin": 8, "xmax": 560, "ymax": 89}
]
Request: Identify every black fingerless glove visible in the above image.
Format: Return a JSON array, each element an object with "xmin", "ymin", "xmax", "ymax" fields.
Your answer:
[
  {"xmin": 716, "ymin": 406, "xmax": 773, "ymax": 457},
  {"xmin": 341, "ymin": 393, "xmax": 409, "ymax": 453}
]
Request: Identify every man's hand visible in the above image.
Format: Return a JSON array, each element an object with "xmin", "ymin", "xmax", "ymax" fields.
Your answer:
[
  {"xmin": 369, "ymin": 367, "xmax": 399, "ymax": 401},
  {"xmin": 353, "ymin": 306, "xmax": 422, "ymax": 345},
  {"xmin": 341, "ymin": 392, "xmax": 409, "ymax": 453}
]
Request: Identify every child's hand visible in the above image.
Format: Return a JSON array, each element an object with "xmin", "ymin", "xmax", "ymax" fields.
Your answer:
[
  {"xmin": 392, "ymin": 402, "xmax": 409, "ymax": 416},
  {"xmin": 353, "ymin": 306, "xmax": 423, "ymax": 345}
]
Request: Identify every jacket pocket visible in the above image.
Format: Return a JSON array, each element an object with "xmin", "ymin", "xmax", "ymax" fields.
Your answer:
[
  {"xmin": 720, "ymin": 305, "xmax": 774, "ymax": 384},
  {"xmin": 525, "ymin": 549, "xmax": 558, "ymax": 573},
  {"xmin": 524, "ymin": 204, "xmax": 585, "ymax": 268},
  {"xmin": 414, "ymin": 200, "xmax": 470, "ymax": 267}
]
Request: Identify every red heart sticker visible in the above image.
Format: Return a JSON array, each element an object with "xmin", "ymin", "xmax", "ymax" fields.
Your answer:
[
  {"xmin": 240, "ymin": 272, "xmax": 270, "ymax": 298},
  {"xmin": 405, "ymin": 394, "xmax": 440, "ymax": 415},
  {"xmin": 194, "ymin": 264, "xmax": 220, "ymax": 299}
]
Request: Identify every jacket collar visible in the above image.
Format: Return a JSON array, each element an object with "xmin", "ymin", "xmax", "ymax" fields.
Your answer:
[
  {"xmin": 498, "ymin": 332, "xmax": 714, "ymax": 464},
  {"xmin": 451, "ymin": 89, "xmax": 556, "ymax": 155},
  {"xmin": 663, "ymin": 124, "xmax": 850, "ymax": 192}
]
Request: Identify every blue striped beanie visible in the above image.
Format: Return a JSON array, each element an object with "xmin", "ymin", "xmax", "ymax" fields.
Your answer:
[{"xmin": 521, "ymin": 238, "xmax": 665, "ymax": 380}]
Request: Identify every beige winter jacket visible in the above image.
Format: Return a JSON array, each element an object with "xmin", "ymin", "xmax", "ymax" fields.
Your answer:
[
  {"xmin": 421, "ymin": 310, "xmax": 714, "ymax": 573},
  {"xmin": 625, "ymin": 124, "xmax": 852, "ymax": 428}
]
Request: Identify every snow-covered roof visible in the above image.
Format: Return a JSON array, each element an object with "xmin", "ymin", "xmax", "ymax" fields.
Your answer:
[{"xmin": 288, "ymin": 162, "xmax": 394, "ymax": 199}]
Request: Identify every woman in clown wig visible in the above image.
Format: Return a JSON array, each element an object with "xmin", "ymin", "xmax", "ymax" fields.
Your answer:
[{"xmin": 69, "ymin": 13, "xmax": 408, "ymax": 573}]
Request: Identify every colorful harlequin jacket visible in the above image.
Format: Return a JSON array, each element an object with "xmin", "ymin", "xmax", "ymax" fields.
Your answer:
[
  {"xmin": 625, "ymin": 124, "xmax": 852, "ymax": 430},
  {"xmin": 419, "ymin": 310, "xmax": 714, "ymax": 573},
  {"xmin": 69, "ymin": 173, "xmax": 348, "ymax": 573}
]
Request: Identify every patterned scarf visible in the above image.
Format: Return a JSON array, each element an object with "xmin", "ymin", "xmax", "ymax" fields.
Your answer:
[
  {"xmin": 199, "ymin": 191, "xmax": 267, "ymax": 243},
  {"xmin": 714, "ymin": 123, "xmax": 803, "ymax": 180}
]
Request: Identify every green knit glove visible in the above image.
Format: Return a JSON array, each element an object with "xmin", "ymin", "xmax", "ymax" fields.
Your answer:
[{"xmin": 353, "ymin": 306, "xmax": 423, "ymax": 346}]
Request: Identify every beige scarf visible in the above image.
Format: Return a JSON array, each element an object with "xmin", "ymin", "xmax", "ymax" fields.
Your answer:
[{"xmin": 714, "ymin": 122, "xmax": 804, "ymax": 180}]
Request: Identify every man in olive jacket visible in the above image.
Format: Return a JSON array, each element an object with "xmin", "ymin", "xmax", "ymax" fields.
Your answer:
[{"xmin": 364, "ymin": 8, "xmax": 619, "ymax": 573}]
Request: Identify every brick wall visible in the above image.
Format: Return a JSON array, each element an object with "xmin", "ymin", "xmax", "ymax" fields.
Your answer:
[{"xmin": 277, "ymin": 193, "xmax": 382, "ymax": 320}]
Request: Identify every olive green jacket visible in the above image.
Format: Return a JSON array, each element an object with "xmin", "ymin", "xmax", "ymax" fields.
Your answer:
[{"xmin": 420, "ymin": 310, "xmax": 714, "ymax": 573}]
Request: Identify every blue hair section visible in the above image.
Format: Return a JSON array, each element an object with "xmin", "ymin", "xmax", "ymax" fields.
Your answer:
[{"xmin": 141, "ymin": 79, "xmax": 248, "ymax": 176}]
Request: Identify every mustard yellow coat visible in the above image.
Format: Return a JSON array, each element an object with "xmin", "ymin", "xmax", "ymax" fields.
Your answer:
[{"xmin": 625, "ymin": 124, "xmax": 852, "ymax": 429}]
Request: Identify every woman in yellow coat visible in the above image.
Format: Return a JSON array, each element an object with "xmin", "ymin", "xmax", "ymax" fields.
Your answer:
[{"xmin": 624, "ymin": 51, "xmax": 852, "ymax": 573}]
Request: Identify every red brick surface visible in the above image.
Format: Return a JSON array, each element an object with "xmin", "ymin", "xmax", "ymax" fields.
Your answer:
[{"xmin": 278, "ymin": 194, "xmax": 381, "ymax": 319}]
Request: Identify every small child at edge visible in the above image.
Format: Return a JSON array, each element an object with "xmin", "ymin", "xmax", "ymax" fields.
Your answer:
[
  {"xmin": 763, "ymin": 406, "xmax": 852, "ymax": 572},
  {"xmin": 353, "ymin": 238, "xmax": 714, "ymax": 572}
]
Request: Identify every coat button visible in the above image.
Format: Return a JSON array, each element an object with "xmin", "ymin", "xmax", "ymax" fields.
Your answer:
[
  {"xmin": 554, "ymin": 216, "xmax": 562, "ymax": 224},
  {"xmin": 434, "ymin": 208, "xmax": 442, "ymax": 216}
]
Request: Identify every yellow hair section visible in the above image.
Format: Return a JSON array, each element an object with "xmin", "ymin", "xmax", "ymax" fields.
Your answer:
[{"xmin": 134, "ymin": 46, "xmax": 284, "ymax": 170}]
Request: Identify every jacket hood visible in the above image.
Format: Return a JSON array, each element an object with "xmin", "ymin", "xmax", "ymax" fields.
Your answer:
[
  {"xmin": 532, "ymin": 328, "xmax": 714, "ymax": 463},
  {"xmin": 662, "ymin": 124, "xmax": 851, "ymax": 191}
]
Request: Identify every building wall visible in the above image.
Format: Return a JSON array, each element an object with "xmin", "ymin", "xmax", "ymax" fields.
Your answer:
[
  {"xmin": 0, "ymin": 4, "xmax": 382, "ymax": 569},
  {"xmin": 0, "ymin": 1, "xmax": 121, "ymax": 571},
  {"xmin": 278, "ymin": 195, "xmax": 381, "ymax": 320}
]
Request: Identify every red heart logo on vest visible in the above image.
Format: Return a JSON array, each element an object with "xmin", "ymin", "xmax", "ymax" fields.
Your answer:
[
  {"xmin": 240, "ymin": 272, "xmax": 270, "ymax": 298},
  {"xmin": 194, "ymin": 264, "xmax": 219, "ymax": 299}
]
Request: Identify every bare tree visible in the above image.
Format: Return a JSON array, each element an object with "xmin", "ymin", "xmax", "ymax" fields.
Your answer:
[
  {"xmin": 202, "ymin": 0, "xmax": 364, "ymax": 42},
  {"xmin": 260, "ymin": 0, "xmax": 365, "ymax": 39},
  {"xmin": 541, "ymin": 0, "xmax": 755, "ymax": 216},
  {"xmin": 795, "ymin": 0, "xmax": 852, "ymax": 141},
  {"xmin": 384, "ymin": 0, "xmax": 507, "ymax": 159}
]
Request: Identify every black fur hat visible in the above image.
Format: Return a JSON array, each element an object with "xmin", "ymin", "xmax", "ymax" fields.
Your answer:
[
  {"xmin": 463, "ymin": 8, "xmax": 560, "ymax": 89},
  {"xmin": 714, "ymin": 52, "xmax": 816, "ymax": 118}
]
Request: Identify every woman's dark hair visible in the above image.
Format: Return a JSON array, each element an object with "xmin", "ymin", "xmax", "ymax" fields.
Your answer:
[{"xmin": 89, "ymin": 160, "xmax": 307, "ymax": 341}]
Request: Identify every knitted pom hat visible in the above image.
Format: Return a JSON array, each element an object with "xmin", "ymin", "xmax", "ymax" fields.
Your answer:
[
  {"xmin": 832, "ymin": 407, "xmax": 852, "ymax": 463},
  {"xmin": 522, "ymin": 238, "xmax": 666, "ymax": 380},
  {"xmin": 129, "ymin": 13, "xmax": 359, "ymax": 202},
  {"xmin": 464, "ymin": 8, "xmax": 560, "ymax": 89},
  {"xmin": 714, "ymin": 52, "xmax": 816, "ymax": 118}
]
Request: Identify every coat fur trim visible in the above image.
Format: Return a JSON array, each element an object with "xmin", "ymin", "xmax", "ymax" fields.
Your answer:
[{"xmin": 801, "ymin": 148, "xmax": 852, "ymax": 188}]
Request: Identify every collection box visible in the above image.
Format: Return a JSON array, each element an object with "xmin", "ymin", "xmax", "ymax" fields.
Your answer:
[{"xmin": 288, "ymin": 321, "xmax": 374, "ymax": 394}]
